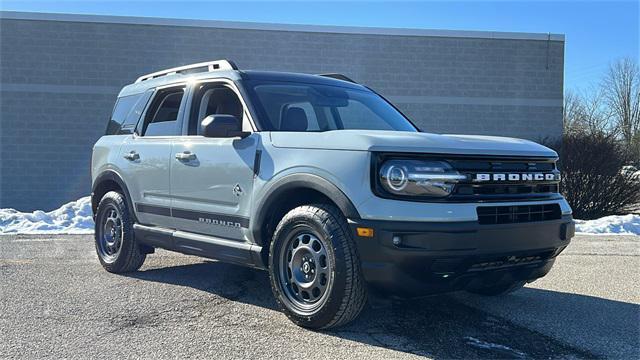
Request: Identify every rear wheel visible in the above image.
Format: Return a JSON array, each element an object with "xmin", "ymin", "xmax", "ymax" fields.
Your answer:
[
  {"xmin": 269, "ymin": 204, "xmax": 367, "ymax": 329},
  {"xmin": 467, "ymin": 280, "xmax": 526, "ymax": 296},
  {"xmin": 94, "ymin": 191, "xmax": 146, "ymax": 273}
]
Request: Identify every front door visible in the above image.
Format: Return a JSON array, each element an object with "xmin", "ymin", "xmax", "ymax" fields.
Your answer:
[{"xmin": 170, "ymin": 81, "xmax": 258, "ymax": 241}]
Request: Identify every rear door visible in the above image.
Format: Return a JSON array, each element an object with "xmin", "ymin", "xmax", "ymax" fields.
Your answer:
[
  {"xmin": 120, "ymin": 84, "xmax": 187, "ymax": 228},
  {"xmin": 170, "ymin": 80, "xmax": 258, "ymax": 241}
]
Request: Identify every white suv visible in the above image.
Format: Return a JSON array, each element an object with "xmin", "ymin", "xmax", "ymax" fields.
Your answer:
[{"xmin": 91, "ymin": 60, "xmax": 574, "ymax": 329}]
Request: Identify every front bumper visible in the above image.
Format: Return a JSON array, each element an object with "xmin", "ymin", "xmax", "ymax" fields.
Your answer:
[{"xmin": 349, "ymin": 215, "xmax": 574, "ymax": 297}]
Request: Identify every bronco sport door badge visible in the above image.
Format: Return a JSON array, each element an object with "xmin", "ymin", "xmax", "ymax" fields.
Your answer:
[{"xmin": 233, "ymin": 184, "xmax": 243, "ymax": 196}]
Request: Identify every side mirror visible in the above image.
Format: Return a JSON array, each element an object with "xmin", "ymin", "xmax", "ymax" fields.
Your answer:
[{"xmin": 200, "ymin": 114, "xmax": 250, "ymax": 138}]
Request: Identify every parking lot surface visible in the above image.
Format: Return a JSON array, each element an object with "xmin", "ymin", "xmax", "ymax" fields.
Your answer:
[{"xmin": 1, "ymin": 234, "xmax": 638, "ymax": 359}]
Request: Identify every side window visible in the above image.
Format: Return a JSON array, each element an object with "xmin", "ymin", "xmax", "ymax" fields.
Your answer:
[
  {"xmin": 106, "ymin": 91, "xmax": 154, "ymax": 135},
  {"xmin": 141, "ymin": 87, "xmax": 185, "ymax": 136},
  {"xmin": 120, "ymin": 90, "xmax": 153, "ymax": 134},
  {"xmin": 189, "ymin": 83, "xmax": 244, "ymax": 135},
  {"xmin": 106, "ymin": 94, "xmax": 140, "ymax": 135}
]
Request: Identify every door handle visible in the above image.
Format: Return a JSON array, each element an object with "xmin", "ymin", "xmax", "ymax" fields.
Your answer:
[
  {"xmin": 123, "ymin": 151, "xmax": 140, "ymax": 161},
  {"xmin": 175, "ymin": 151, "xmax": 197, "ymax": 161}
]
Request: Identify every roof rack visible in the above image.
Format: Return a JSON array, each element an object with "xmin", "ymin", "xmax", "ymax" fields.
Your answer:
[
  {"xmin": 317, "ymin": 73, "xmax": 357, "ymax": 83},
  {"xmin": 135, "ymin": 59, "xmax": 238, "ymax": 83}
]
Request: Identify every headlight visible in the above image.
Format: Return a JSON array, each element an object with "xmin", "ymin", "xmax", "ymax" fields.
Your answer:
[{"xmin": 378, "ymin": 159, "xmax": 467, "ymax": 198}]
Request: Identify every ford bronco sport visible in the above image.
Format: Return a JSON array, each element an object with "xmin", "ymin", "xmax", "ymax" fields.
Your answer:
[{"xmin": 92, "ymin": 60, "xmax": 575, "ymax": 329}]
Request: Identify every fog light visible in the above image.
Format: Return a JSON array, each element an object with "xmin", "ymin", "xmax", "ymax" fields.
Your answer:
[{"xmin": 392, "ymin": 235, "xmax": 402, "ymax": 245}]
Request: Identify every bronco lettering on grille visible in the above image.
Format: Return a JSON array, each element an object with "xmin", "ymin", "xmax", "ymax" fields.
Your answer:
[{"xmin": 474, "ymin": 173, "xmax": 559, "ymax": 182}]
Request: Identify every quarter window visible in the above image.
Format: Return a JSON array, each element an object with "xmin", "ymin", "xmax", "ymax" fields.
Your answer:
[
  {"xmin": 120, "ymin": 91, "xmax": 153, "ymax": 134},
  {"xmin": 106, "ymin": 93, "xmax": 151, "ymax": 135}
]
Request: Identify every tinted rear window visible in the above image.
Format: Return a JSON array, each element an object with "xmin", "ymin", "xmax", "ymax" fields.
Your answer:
[{"xmin": 106, "ymin": 91, "xmax": 152, "ymax": 135}]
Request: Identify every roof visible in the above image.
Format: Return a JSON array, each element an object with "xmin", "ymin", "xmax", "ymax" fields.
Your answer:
[
  {"xmin": 118, "ymin": 69, "xmax": 365, "ymax": 97},
  {"xmin": 241, "ymin": 71, "xmax": 365, "ymax": 89},
  {"xmin": 0, "ymin": 11, "xmax": 565, "ymax": 42}
]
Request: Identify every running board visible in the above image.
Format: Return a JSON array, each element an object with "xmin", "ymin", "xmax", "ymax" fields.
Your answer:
[{"xmin": 133, "ymin": 224, "xmax": 265, "ymax": 269}]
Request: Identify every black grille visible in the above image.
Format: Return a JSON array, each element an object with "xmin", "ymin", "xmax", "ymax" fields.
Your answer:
[
  {"xmin": 477, "ymin": 204, "xmax": 561, "ymax": 225},
  {"xmin": 455, "ymin": 183, "xmax": 559, "ymax": 197},
  {"xmin": 449, "ymin": 157, "xmax": 560, "ymax": 201},
  {"xmin": 468, "ymin": 250, "xmax": 555, "ymax": 271}
]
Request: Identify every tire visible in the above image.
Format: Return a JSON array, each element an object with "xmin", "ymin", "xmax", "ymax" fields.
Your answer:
[
  {"xmin": 467, "ymin": 280, "xmax": 526, "ymax": 296},
  {"xmin": 269, "ymin": 204, "xmax": 367, "ymax": 329},
  {"xmin": 94, "ymin": 191, "xmax": 146, "ymax": 273}
]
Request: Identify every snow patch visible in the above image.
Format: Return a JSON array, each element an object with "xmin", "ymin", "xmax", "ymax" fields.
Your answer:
[
  {"xmin": 0, "ymin": 197, "xmax": 94, "ymax": 234},
  {"xmin": 575, "ymin": 214, "xmax": 640, "ymax": 235},
  {"xmin": 1, "ymin": 196, "xmax": 639, "ymax": 236}
]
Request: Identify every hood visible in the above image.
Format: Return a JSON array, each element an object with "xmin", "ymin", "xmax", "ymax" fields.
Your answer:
[{"xmin": 269, "ymin": 130, "xmax": 557, "ymax": 158}]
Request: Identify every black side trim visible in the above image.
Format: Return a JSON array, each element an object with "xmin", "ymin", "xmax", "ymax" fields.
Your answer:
[
  {"xmin": 173, "ymin": 230, "xmax": 254, "ymax": 264},
  {"xmin": 136, "ymin": 203, "xmax": 171, "ymax": 217},
  {"xmin": 133, "ymin": 223, "xmax": 173, "ymax": 249},
  {"xmin": 135, "ymin": 203, "xmax": 250, "ymax": 228},
  {"xmin": 133, "ymin": 223, "xmax": 265, "ymax": 269},
  {"xmin": 172, "ymin": 207, "xmax": 250, "ymax": 228}
]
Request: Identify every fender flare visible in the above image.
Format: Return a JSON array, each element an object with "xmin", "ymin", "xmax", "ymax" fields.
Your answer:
[
  {"xmin": 91, "ymin": 170, "xmax": 136, "ymax": 222},
  {"xmin": 250, "ymin": 173, "xmax": 361, "ymax": 246}
]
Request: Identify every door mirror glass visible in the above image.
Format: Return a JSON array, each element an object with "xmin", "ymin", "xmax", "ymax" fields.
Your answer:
[{"xmin": 201, "ymin": 114, "xmax": 249, "ymax": 138}]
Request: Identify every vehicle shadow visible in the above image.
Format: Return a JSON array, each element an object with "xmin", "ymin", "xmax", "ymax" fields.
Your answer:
[{"xmin": 126, "ymin": 259, "xmax": 638, "ymax": 359}]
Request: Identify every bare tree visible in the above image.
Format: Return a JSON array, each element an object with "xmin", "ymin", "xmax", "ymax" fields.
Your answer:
[
  {"xmin": 563, "ymin": 87, "xmax": 614, "ymax": 136},
  {"xmin": 603, "ymin": 58, "xmax": 640, "ymax": 153},
  {"xmin": 543, "ymin": 133, "xmax": 640, "ymax": 218},
  {"xmin": 563, "ymin": 90, "xmax": 581, "ymax": 133}
]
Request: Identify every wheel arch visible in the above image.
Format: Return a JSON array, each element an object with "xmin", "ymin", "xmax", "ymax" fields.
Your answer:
[
  {"xmin": 91, "ymin": 170, "xmax": 136, "ymax": 222},
  {"xmin": 251, "ymin": 173, "xmax": 360, "ymax": 261}
]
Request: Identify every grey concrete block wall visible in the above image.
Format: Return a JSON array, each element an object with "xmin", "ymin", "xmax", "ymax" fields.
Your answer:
[{"xmin": 0, "ymin": 12, "xmax": 564, "ymax": 211}]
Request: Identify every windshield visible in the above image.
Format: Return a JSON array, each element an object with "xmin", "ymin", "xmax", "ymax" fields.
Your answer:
[{"xmin": 245, "ymin": 80, "xmax": 418, "ymax": 132}]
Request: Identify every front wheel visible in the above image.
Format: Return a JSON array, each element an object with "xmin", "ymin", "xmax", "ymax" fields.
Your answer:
[{"xmin": 269, "ymin": 204, "xmax": 367, "ymax": 329}]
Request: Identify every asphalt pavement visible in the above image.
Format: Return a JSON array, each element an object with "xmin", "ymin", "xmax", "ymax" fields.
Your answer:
[{"xmin": 1, "ymin": 234, "xmax": 638, "ymax": 359}]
